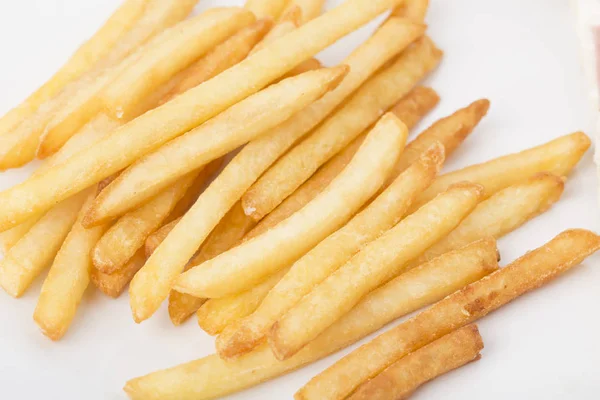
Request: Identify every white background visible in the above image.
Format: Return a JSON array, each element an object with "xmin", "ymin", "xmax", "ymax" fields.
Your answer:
[{"xmin": 0, "ymin": 0, "xmax": 599, "ymax": 399}]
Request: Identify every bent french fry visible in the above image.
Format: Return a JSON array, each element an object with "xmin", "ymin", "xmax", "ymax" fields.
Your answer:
[
  {"xmin": 296, "ymin": 229, "xmax": 600, "ymax": 400},
  {"xmin": 124, "ymin": 239, "xmax": 498, "ymax": 400},
  {"xmin": 246, "ymin": 85, "xmax": 439, "ymax": 239},
  {"xmin": 87, "ymin": 66, "xmax": 348, "ymax": 226},
  {"xmin": 217, "ymin": 142, "xmax": 444, "ymax": 359},
  {"xmin": 245, "ymin": 0, "xmax": 291, "ymax": 19},
  {"xmin": 128, "ymin": 67, "xmax": 349, "ymax": 322},
  {"xmin": 174, "ymin": 114, "xmax": 407, "ymax": 299},
  {"xmin": 242, "ymin": 36, "xmax": 441, "ymax": 220},
  {"xmin": 391, "ymin": 0, "xmax": 429, "ymax": 21},
  {"xmin": 270, "ymin": 182, "xmax": 482, "ymax": 360},
  {"xmin": 0, "ymin": 0, "xmax": 411, "ymax": 231},
  {"xmin": 414, "ymin": 131, "xmax": 591, "ymax": 209},
  {"xmin": 91, "ymin": 250, "xmax": 145, "ymax": 298},
  {"xmin": 284, "ymin": 0, "xmax": 325, "ymax": 23},
  {"xmin": 251, "ymin": 5, "xmax": 301, "ymax": 55},
  {"xmin": 347, "ymin": 324, "xmax": 483, "ymax": 400},
  {"xmin": 33, "ymin": 192, "xmax": 107, "ymax": 341}
]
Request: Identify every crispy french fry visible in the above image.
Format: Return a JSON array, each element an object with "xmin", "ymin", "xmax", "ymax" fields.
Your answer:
[
  {"xmin": 174, "ymin": 114, "xmax": 407, "ymax": 300},
  {"xmin": 270, "ymin": 182, "xmax": 482, "ymax": 360},
  {"xmin": 0, "ymin": 0, "xmax": 412, "ymax": 231},
  {"xmin": 347, "ymin": 324, "xmax": 483, "ymax": 400},
  {"xmin": 391, "ymin": 0, "xmax": 429, "ymax": 21},
  {"xmin": 87, "ymin": 66, "xmax": 348, "ymax": 226},
  {"xmin": 251, "ymin": 5, "xmax": 301, "ymax": 55},
  {"xmin": 246, "ymin": 85, "xmax": 439, "ymax": 239},
  {"xmin": 217, "ymin": 142, "xmax": 444, "ymax": 359},
  {"xmin": 245, "ymin": 0, "xmax": 291, "ymax": 19},
  {"xmin": 124, "ymin": 239, "xmax": 498, "ymax": 400},
  {"xmin": 242, "ymin": 36, "xmax": 441, "ymax": 221},
  {"xmin": 128, "ymin": 67, "xmax": 349, "ymax": 322},
  {"xmin": 0, "ymin": 190, "xmax": 88, "ymax": 298},
  {"xmin": 296, "ymin": 229, "xmax": 600, "ymax": 400},
  {"xmin": 33, "ymin": 192, "xmax": 107, "ymax": 341},
  {"xmin": 413, "ymin": 172, "xmax": 564, "ymax": 265},
  {"xmin": 284, "ymin": 0, "xmax": 326, "ymax": 23},
  {"xmin": 197, "ymin": 269, "xmax": 287, "ymax": 335},
  {"xmin": 91, "ymin": 249, "xmax": 145, "ymax": 298},
  {"xmin": 414, "ymin": 131, "xmax": 590, "ymax": 210}
]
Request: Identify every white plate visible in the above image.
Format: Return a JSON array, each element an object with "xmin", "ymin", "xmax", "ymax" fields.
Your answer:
[{"xmin": 0, "ymin": 1, "xmax": 599, "ymax": 399}]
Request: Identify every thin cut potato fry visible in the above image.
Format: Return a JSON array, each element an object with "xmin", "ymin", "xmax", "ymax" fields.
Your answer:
[
  {"xmin": 0, "ymin": 190, "xmax": 88, "ymax": 298},
  {"xmin": 296, "ymin": 229, "xmax": 600, "ymax": 400},
  {"xmin": 391, "ymin": 0, "xmax": 429, "ymax": 21},
  {"xmin": 347, "ymin": 324, "xmax": 483, "ymax": 400},
  {"xmin": 284, "ymin": 0, "xmax": 326, "ymax": 23},
  {"xmin": 251, "ymin": 5, "xmax": 301, "ymax": 55},
  {"xmin": 91, "ymin": 250, "xmax": 145, "ymax": 298},
  {"xmin": 128, "ymin": 67, "xmax": 349, "ymax": 323},
  {"xmin": 245, "ymin": 0, "xmax": 291, "ymax": 19},
  {"xmin": 217, "ymin": 142, "xmax": 445, "ymax": 359},
  {"xmin": 413, "ymin": 172, "xmax": 564, "ymax": 266},
  {"xmin": 246, "ymin": 85, "xmax": 439, "ymax": 239},
  {"xmin": 243, "ymin": 36, "xmax": 441, "ymax": 221},
  {"xmin": 124, "ymin": 239, "xmax": 498, "ymax": 400},
  {"xmin": 33, "ymin": 192, "xmax": 107, "ymax": 341},
  {"xmin": 0, "ymin": 0, "xmax": 412, "ymax": 231},
  {"xmin": 270, "ymin": 182, "xmax": 482, "ymax": 360},
  {"xmin": 414, "ymin": 131, "xmax": 591, "ymax": 210},
  {"xmin": 174, "ymin": 114, "xmax": 408, "ymax": 299},
  {"xmin": 86, "ymin": 66, "xmax": 348, "ymax": 226},
  {"xmin": 197, "ymin": 270, "xmax": 287, "ymax": 335}
]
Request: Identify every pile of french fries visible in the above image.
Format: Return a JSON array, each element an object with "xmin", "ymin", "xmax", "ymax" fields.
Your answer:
[{"xmin": 0, "ymin": 0, "xmax": 598, "ymax": 399}]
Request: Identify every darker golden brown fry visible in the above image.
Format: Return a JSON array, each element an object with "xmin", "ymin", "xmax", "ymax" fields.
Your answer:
[{"xmin": 91, "ymin": 249, "xmax": 145, "ymax": 298}]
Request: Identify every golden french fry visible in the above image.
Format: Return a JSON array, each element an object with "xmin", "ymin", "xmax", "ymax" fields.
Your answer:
[
  {"xmin": 33, "ymin": 192, "xmax": 107, "ymax": 341},
  {"xmin": 270, "ymin": 182, "xmax": 482, "ymax": 360},
  {"xmin": 296, "ymin": 229, "xmax": 600, "ymax": 400},
  {"xmin": 174, "ymin": 114, "xmax": 407, "ymax": 300},
  {"xmin": 414, "ymin": 172, "xmax": 564, "ymax": 265},
  {"xmin": 245, "ymin": 0, "xmax": 291, "ymax": 19},
  {"xmin": 128, "ymin": 67, "xmax": 348, "ymax": 323},
  {"xmin": 242, "ymin": 36, "xmax": 441, "ymax": 221},
  {"xmin": 0, "ymin": 0, "xmax": 411, "ymax": 231},
  {"xmin": 91, "ymin": 249, "xmax": 145, "ymax": 298},
  {"xmin": 251, "ymin": 5, "xmax": 301, "ymax": 55},
  {"xmin": 0, "ymin": 217, "xmax": 40, "ymax": 254},
  {"xmin": 124, "ymin": 239, "xmax": 498, "ymax": 400},
  {"xmin": 197, "ymin": 269, "xmax": 287, "ymax": 335},
  {"xmin": 217, "ymin": 142, "xmax": 444, "ymax": 359},
  {"xmin": 284, "ymin": 0, "xmax": 325, "ymax": 23},
  {"xmin": 414, "ymin": 131, "xmax": 590, "ymax": 210},
  {"xmin": 87, "ymin": 66, "xmax": 348, "ymax": 226},
  {"xmin": 347, "ymin": 324, "xmax": 483, "ymax": 400},
  {"xmin": 246, "ymin": 85, "xmax": 439, "ymax": 239},
  {"xmin": 391, "ymin": 0, "xmax": 429, "ymax": 21}
]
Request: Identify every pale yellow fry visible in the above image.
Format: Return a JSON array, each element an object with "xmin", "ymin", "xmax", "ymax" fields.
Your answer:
[
  {"xmin": 124, "ymin": 239, "xmax": 498, "ymax": 400},
  {"xmin": 251, "ymin": 5, "xmax": 301, "ymax": 55},
  {"xmin": 0, "ymin": 0, "xmax": 409, "ymax": 231},
  {"xmin": 391, "ymin": 0, "xmax": 429, "ymax": 21},
  {"xmin": 284, "ymin": 0, "xmax": 326, "ymax": 23},
  {"xmin": 414, "ymin": 131, "xmax": 591, "ymax": 210},
  {"xmin": 347, "ymin": 324, "xmax": 483, "ymax": 400},
  {"xmin": 0, "ymin": 191, "xmax": 88, "ymax": 298},
  {"xmin": 0, "ymin": 217, "xmax": 40, "ymax": 254},
  {"xmin": 87, "ymin": 66, "xmax": 348, "ymax": 227},
  {"xmin": 197, "ymin": 269, "xmax": 287, "ymax": 335},
  {"xmin": 33, "ymin": 191, "xmax": 107, "ymax": 341},
  {"xmin": 128, "ymin": 67, "xmax": 347, "ymax": 323},
  {"xmin": 245, "ymin": 0, "xmax": 291, "ymax": 19},
  {"xmin": 296, "ymin": 229, "xmax": 600, "ymax": 400},
  {"xmin": 243, "ymin": 36, "xmax": 441, "ymax": 221},
  {"xmin": 270, "ymin": 182, "xmax": 482, "ymax": 360},
  {"xmin": 217, "ymin": 142, "xmax": 444, "ymax": 359},
  {"xmin": 91, "ymin": 249, "xmax": 145, "ymax": 298},
  {"xmin": 246, "ymin": 85, "xmax": 439, "ymax": 239}
]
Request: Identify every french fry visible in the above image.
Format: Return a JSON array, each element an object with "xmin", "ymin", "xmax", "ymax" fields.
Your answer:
[
  {"xmin": 414, "ymin": 131, "xmax": 591, "ymax": 210},
  {"xmin": 296, "ymin": 229, "xmax": 600, "ymax": 400},
  {"xmin": 284, "ymin": 0, "xmax": 326, "ymax": 23},
  {"xmin": 128, "ymin": 67, "xmax": 349, "ymax": 322},
  {"xmin": 347, "ymin": 324, "xmax": 483, "ymax": 400},
  {"xmin": 0, "ymin": 217, "xmax": 40, "ymax": 254},
  {"xmin": 246, "ymin": 85, "xmax": 439, "ymax": 239},
  {"xmin": 197, "ymin": 269, "xmax": 287, "ymax": 335},
  {"xmin": 124, "ymin": 239, "xmax": 498, "ymax": 400},
  {"xmin": 270, "ymin": 182, "xmax": 482, "ymax": 360},
  {"xmin": 242, "ymin": 36, "xmax": 441, "ymax": 221},
  {"xmin": 86, "ymin": 66, "xmax": 348, "ymax": 226},
  {"xmin": 251, "ymin": 5, "xmax": 301, "ymax": 55},
  {"xmin": 33, "ymin": 192, "xmax": 107, "ymax": 341},
  {"xmin": 413, "ymin": 172, "xmax": 564, "ymax": 265},
  {"xmin": 391, "ymin": 0, "xmax": 429, "ymax": 21},
  {"xmin": 0, "ymin": 0, "xmax": 412, "ymax": 231},
  {"xmin": 217, "ymin": 142, "xmax": 444, "ymax": 359},
  {"xmin": 0, "ymin": 190, "xmax": 88, "ymax": 298},
  {"xmin": 91, "ymin": 250, "xmax": 145, "ymax": 298},
  {"xmin": 174, "ymin": 114, "xmax": 407, "ymax": 300},
  {"xmin": 245, "ymin": 0, "xmax": 291, "ymax": 19}
]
